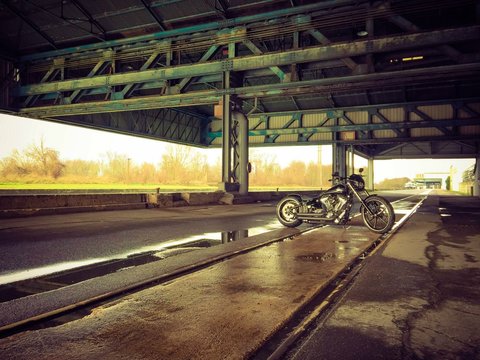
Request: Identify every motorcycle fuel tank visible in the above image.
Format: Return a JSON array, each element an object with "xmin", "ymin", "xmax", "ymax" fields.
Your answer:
[{"xmin": 323, "ymin": 184, "xmax": 347, "ymax": 195}]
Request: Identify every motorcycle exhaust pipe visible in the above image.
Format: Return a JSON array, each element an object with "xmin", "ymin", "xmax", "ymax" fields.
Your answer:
[{"xmin": 297, "ymin": 214, "xmax": 329, "ymax": 221}]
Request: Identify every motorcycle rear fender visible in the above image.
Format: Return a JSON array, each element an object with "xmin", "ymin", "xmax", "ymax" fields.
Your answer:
[{"xmin": 285, "ymin": 194, "xmax": 307, "ymax": 203}]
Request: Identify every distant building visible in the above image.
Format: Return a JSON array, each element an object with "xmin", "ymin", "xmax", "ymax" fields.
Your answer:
[
  {"xmin": 412, "ymin": 172, "xmax": 449, "ymax": 189},
  {"xmin": 404, "ymin": 181, "xmax": 416, "ymax": 189}
]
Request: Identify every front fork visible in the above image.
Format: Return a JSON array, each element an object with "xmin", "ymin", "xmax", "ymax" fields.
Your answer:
[{"xmin": 347, "ymin": 183, "xmax": 375, "ymax": 216}]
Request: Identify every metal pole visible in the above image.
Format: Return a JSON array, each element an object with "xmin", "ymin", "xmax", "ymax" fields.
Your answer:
[
  {"xmin": 368, "ymin": 157, "xmax": 374, "ymax": 190},
  {"xmin": 234, "ymin": 109, "xmax": 249, "ymax": 195},
  {"xmin": 332, "ymin": 142, "xmax": 346, "ymax": 178},
  {"xmin": 350, "ymin": 144, "xmax": 354, "ymax": 175},
  {"xmin": 318, "ymin": 145, "xmax": 323, "ymax": 187},
  {"xmin": 221, "ymin": 79, "xmax": 231, "ymax": 184}
]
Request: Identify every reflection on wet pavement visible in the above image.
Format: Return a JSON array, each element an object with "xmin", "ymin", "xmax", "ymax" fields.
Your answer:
[
  {"xmin": 0, "ymin": 217, "xmax": 381, "ymax": 359},
  {"xmin": 0, "ymin": 220, "xmax": 283, "ymax": 291},
  {"xmin": 0, "ymin": 258, "xmax": 111, "ymax": 286}
]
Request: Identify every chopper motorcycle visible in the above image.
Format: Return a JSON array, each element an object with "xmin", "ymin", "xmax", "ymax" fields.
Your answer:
[{"xmin": 276, "ymin": 169, "xmax": 395, "ymax": 233}]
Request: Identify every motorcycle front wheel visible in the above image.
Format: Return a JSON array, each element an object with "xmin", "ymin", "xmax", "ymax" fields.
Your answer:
[
  {"xmin": 276, "ymin": 196, "xmax": 303, "ymax": 227},
  {"xmin": 361, "ymin": 195, "xmax": 395, "ymax": 234}
]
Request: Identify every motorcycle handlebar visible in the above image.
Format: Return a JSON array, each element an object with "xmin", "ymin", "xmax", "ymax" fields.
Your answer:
[
  {"xmin": 328, "ymin": 172, "xmax": 364, "ymax": 182},
  {"xmin": 328, "ymin": 174, "xmax": 346, "ymax": 182}
]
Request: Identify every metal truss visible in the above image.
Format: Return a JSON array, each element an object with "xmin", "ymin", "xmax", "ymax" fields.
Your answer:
[
  {"xmin": 14, "ymin": 26, "xmax": 479, "ymax": 99},
  {"xmin": 1, "ymin": 0, "xmax": 479, "ymax": 154},
  {"xmin": 207, "ymin": 98, "xmax": 480, "ymax": 156},
  {"xmin": 368, "ymin": 140, "xmax": 479, "ymax": 159},
  {"xmin": 54, "ymin": 108, "xmax": 208, "ymax": 146}
]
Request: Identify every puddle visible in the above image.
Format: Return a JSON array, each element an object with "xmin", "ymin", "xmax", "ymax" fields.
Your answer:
[
  {"xmin": 296, "ymin": 252, "xmax": 335, "ymax": 262},
  {"xmin": 394, "ymin": 209, "xmax": 412, "ymax": 215},
  {"xmin": 0, "ymin": 258, "xmax": 110, "ymax": 285},
  {"xmin": 0, "ymin": 221, "xmax": 282, "ymax": 287},
  {"xmin": 438, "ymin": 207, "xmax": 452, "ymax": 217}
]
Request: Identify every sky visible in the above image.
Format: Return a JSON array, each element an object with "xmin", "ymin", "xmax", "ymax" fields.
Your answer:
[{"xmin": 0, "ymin": 113, "xmax": 475, "ymax": 183}]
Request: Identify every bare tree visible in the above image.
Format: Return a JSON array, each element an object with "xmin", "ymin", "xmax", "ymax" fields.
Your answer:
[
  {"xmin": 281, "ymin": 161, "xmax": 307, "ymax": 186},
  {"xmin": 64, "ymin": 159, "xmax": 100, "ymax": 179},
  {"xmin": 101, "ymin": 152, "xmax": 130, "ymax": 182},
  {"xmin": 25, "ymin": 138, "xmax": 65, "ymax": 178},
  {"xmin": 462, "ymin": 165, "xmax": 475, "ymax": 183},
  {"xmin": 249, "ymin": 150, "xmax": 281, "ymax": 186},
  {"xmin": 138, "ymin": 162, "xmax": 157, "ymax": 184},
  {"xmin": 0, "ymin": 139, "xmax": 64, "ymax": 179},
  {"xmin": 159, "ymin": 145, "xmax": 194, "ymax": 183}
]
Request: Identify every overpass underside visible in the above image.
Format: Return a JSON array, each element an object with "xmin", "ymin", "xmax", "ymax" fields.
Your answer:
[{"xmin": 0, "ymin": 0, "xmax": 479, "ymax": 193}]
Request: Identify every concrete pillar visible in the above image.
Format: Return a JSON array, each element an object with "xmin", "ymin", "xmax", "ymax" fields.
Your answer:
[
  {"xmin": 367, "ymin": 157, "xmax": 374, "ymax": 190},
  {"xmin": 332, "ymin": 143, "xmax": 346, "ymax": 178},
  {"xmin": 474, "ymin": 157, "xmax": 480, "ymax": 197}
]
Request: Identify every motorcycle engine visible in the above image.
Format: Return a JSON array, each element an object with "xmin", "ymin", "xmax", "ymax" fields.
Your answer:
[{"xmin": 320, "ymin": 194, "xmax": 348, "ymax": 219}]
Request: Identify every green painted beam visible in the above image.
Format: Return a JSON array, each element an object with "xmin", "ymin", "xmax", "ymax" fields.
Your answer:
[
  {"xmin": 16, "ymin": 26, "xmax": 480, "ymax": 97},
  {"xmin": 16, "ymin": 64, "xmax": 480, "ymax": 118},
  {"xmin": 242, "ymin": 39, "xmax": 286, "ymax": 81},
  {"xmin": 208, "ymin": 118, "xmax": 480, "ymax": 139},
  {"xmin": 175, "ymin": 44, "xmax": 220, "ymax": 93},
  {"xmin": 234, "ymin": 63, "xmax": 480, "ymax": 98},
  {"xmin": 245, "ymin": 98, "xmax": 480, "ymax": 118},
  {"xmin": 307, "ymin": 29, "xmax": 357, "ymax": 70},
  {"xmin": 19, "ymin": 91, "xmax": 221, "ymax": 117}
]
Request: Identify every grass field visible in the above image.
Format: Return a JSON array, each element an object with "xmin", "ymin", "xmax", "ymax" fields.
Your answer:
[
  {"xmin": 0, "ymin": 183, "xmax": 215, "ymax": 191},
  {"xmin": 0, "ymin": 182, "xmax": 321, "ymax": 192}
]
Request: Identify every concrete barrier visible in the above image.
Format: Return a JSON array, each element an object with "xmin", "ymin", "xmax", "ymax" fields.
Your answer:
[
  {"xmin": 0, "ymin": 193, "xmax": 146, "ymax": 210},
  {"xmin": 0, "ymin": 189, "xmax": 323, "ymax": 218},
  {"xmin": 180, "ymin": 191, "xmax": 225, "ymax": 206}
]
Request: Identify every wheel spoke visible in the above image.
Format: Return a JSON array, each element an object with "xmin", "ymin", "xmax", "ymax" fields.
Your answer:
[{"xmin": 378, "ymin": 214, "xmax": 387, "ymax": 225}]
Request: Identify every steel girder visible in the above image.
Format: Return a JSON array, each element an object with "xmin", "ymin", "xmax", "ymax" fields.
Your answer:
[
  {"xmin": 54, "ymin": 108, "xmax": 208, "ymax": 146},
  {"xmin": 14, "ymin": 63, "xmax": 480, "ymax": 118},
  {"xmin": 2, "ymin": 0, "xmax": 480, "ymax": 153},
  {"xmin": 207, "ymin": 98, "xmax": 480, "ymax": 157},
  {"xmin": 14, "ymin": 26, "xmax": 480, "ymax": 98}
]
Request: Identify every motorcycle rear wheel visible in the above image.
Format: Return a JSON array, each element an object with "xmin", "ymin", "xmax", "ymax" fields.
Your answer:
[
  {"xmin": 276, "ymin": 196, "xmax": 303, "ymax": 227},
  {"xmin": 361, "ymin": 195, "xmax": 395, "ymax": 233}
]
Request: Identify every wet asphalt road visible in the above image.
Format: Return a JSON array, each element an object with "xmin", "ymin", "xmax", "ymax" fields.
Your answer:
[
  {"xmin": 0, "ymin": 190, "xmax": 423, "ymax": 285},
  {"xmin": 0, "ymin": 202, "xmax": 286, "ymax": 282}
]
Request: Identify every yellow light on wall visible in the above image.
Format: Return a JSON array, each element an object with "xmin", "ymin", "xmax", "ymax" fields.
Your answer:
[{"xmin": 402, "ymin": 56, "xmax": 424, "ymax": 62}]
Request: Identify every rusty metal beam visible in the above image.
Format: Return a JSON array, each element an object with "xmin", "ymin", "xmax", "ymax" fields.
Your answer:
[{"xmin": 15, "ymin": 26, "xmax": 479, "ymax": 98}]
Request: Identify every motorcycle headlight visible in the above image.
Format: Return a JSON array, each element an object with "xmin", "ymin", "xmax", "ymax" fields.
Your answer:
[
  {"xmin": 356, "ymin": 180, "xmax": 365, "ymax": 190},
  {"xmin": 349, "ymin": 174, "xmax": 365, "ymax": 190}
]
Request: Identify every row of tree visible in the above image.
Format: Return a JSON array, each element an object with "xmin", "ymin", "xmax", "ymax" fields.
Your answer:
[
  {"xmin": 3, "ymin": 139, "xmax": 474, "ymax": 189},
  {"xmin": 0, "ymin": 139, "xmax": 334, "ymax": 187}
]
